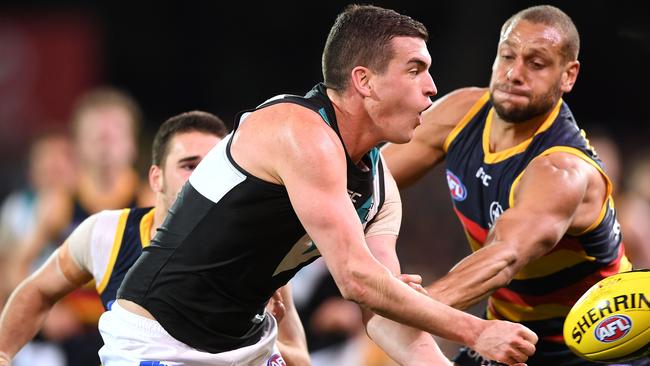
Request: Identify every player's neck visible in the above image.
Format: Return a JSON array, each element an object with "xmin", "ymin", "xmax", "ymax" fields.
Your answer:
[
  {"xmin": 488, "ymin": 112, "xmax": 548, "ymax": 152},
  {"xmin": 327, "ymin": 88, "xmax": 379, "ymax": 164},
  {"xmin": 152, "ymin": 196, "xmax": 168, "ymax": 237}
]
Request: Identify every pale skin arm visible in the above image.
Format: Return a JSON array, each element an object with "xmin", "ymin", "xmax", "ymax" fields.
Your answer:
[
  {"xmin": 364, "ymin": 233, "xmax": 452, "ymax": 366},
  {"xmin": 427, "ymin": 153, "xmax": 607, "ymax": 310},
  {"xmin": 382, "ymin": 87, "xmax": 487, "ymax": 188},
  {"xmin": 263, "ymin": 106, "xmax": 536, "ymax": 365},
  {"xmin": 267, "ymin": 285, "xmax": 310, "ymax": 366},
  {"xmin": 0, "ymin": 241, "xmax": 91, "ymax": 364}
]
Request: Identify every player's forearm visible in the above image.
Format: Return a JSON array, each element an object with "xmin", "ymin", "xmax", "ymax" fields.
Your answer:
[
  {"xmin": 276, "ymin": 307, "xmax": 310, "ymax": 366},
  {"xmin": 366, "ymin": 314, "xmax": 452, "ymax": 366},
  {"xmin": 427, "ymin": 243, "xmax": 518, "ymax": 310},
  {"xmin": 346, "ymin": 264, "xmax": 484, "ymax": 346},
  {"xmin": 276, "ymin": 342, "xmax": 310, "ymax": 366},
  {"xmin": 0, "ymin": 281, "xmax": 55, "ymax": 358},
  {"xmin": 0, "ymin": 351, "xmax": 10, "ymax": 366}
]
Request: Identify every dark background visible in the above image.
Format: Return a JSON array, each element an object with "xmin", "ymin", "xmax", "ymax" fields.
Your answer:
[{"xmin": 1, "ymin": 0, "xmax": 648, "ymax": 280}]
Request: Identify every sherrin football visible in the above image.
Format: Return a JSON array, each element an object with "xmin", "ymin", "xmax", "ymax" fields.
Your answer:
[{"xmin": 563, "ymin": 269, "xmax": 650, "ymax": 362}]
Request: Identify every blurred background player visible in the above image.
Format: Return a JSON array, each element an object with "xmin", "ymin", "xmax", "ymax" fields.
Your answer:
[
  {"xmin": 4, "ymin": 86, "xmax": 151, "ymax": 366},
  {"xmin": 0, "ymin": 130, "xmax": 77, "ymax": 365},
  {"xmin": 0, "ymin": 110, "xmax": 309, "ymax": 366}
]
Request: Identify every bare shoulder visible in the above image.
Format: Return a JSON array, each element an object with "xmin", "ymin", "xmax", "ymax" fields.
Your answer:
[
  {"xmin": 257, "ymin": 103, "xmax": 343, "ymax": 157},
  {"xmin": 516, "ymin": 152, "xmax": 601, "ymax": 207},
  {"xmin": 233, "ymin": 102, "xmax": 345, "ymax": 183},
  {"xmin": 524, "ymin": 152, "xmax": 610, "ymax": 233},
  {"xmin": 524, "ymin": 152, "xmax": 590, "ymax": 183},
  {"xmin": 421, "ymin": 87, "xmax": 488, "ymax": 128},
  {"xmin": 530, "ymin": 152, "xmax": 602, "ymax": 179}
]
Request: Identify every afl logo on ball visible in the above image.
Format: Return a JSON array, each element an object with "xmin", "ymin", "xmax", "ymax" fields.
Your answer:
[
  {"xmin": 594, "ymin": 315, "xmax": 632, "ymax": 343},
  {"xmin": 446, "ymin": 170, "xmax": 467, "ymax": 201}
]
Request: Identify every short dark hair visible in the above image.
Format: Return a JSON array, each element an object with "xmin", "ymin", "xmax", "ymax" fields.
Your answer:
[
  {"xmin": 151, "ymin": 110, "xmax": 228, "ymax": 166},
  {"xmin": 71, "ymin": 86, "xmax": 142, "ymax": 138},
  {"xmin": 502, "ymin": 5, "xmax": 580, "ymax": 63},
  {"xmin": 322, "ymin": 4, "xmax": 428, "ymax": 91}
]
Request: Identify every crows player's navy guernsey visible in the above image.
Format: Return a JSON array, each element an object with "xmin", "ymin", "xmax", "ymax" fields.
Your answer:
[
  {"xmin": 95, "ymin": 207, "xmax": 154, "ymax": 310},
  {"xmin": 118, "ymin": 83, "xmax": 387, "ymax": 353},
  {"xmin": 444, "ymin": 91, "xmax": 632, "ymax": 344}
]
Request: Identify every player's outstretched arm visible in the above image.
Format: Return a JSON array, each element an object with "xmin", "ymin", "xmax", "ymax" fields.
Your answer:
[
  {"xmin": 364, "ymin": 233, "xmax": 452, "ymax": 366},
  {"xmin": 427, "ymin": 152, "xmax": 598, "ymax": 310},
  {"xmin": 0, "ymin": 241, "xmax": 91, "ymax": 362},
  {"xmin": 275, "ymin": 108, "xmax": 536, "ymax": 365}
]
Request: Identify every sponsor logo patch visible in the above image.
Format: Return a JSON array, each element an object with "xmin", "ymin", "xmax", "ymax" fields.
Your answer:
[
  {"xmin": 267, "ymin": 353, "xmax": 287, "ymax": 366},
  {"xmin": 446, "ymin": 170, "xmax": 467, "ymax": 201},
  {"xmin": 488, "ymin": 201, "xmax": 503, "ymax": 228}
]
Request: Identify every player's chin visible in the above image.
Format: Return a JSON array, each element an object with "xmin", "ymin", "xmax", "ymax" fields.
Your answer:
[{"xmin": 390, "ymin": 130, "xmax": 415, "ymax": 144}]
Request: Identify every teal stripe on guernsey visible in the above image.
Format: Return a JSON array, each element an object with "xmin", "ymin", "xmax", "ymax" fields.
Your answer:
[
  {"xmin": 318, "ymin": 107, "xmax": 331, "ymax": 125},
  {"xmin": 357, "ymin": 197, "xmax": 373, "ymax": 222},
  {"xmin": 302, "ymin": 242, "xmax": 318, "ymax": 255},
  {"xmin": 368, "ymin": 148, "xmax": 379, "ymax": 175}
]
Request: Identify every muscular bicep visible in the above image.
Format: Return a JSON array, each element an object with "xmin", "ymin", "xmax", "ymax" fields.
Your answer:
[
  {"xmin": 275, "ymin": 116, "xmax": 377, "ymax": 290},
  {"xmin": 26, "ymin": 244, "xmax": 91, "ymax": 302},
  {"xmin": 495, "ymin": 153, "xmax": 590, "ymax": 264}
]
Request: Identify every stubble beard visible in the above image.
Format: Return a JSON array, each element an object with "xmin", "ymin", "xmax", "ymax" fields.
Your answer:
[{"xmin": 490, "ymin": 81, "xmax": 562, "ymax": 124}]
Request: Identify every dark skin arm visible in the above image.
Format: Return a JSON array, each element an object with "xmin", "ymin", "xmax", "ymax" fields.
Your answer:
[{"xmin": 427, "ymin": 152, "xmax": 608, "ymax": 309}]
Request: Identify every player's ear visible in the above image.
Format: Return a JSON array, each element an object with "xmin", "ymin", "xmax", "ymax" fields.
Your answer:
[
  {"xmin": 561, "ymin": 60, "xmax": 580, "ymax": 93},
  {"xmin": 149, "ymin": 165, "xmax": 163, "ymax": 194},
  {"xmin": 350, "ymin": 66, "xmax": 373, "ymax": 97}
]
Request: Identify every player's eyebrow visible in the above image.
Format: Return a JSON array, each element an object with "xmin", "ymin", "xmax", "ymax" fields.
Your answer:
[
  {"xmin": 177, "ymin": 155, "xmax": 200, "ymax": 164},
  {"xmin": 407, "ymin": 58, "xmax": 428, "ymax": 69}
]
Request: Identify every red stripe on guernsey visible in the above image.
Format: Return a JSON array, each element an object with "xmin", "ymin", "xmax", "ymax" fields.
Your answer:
[
  {"xmin": 492, "ymin": 245, "xmax": 625, "ymax": 307},
  {"xmin": 543, "ymin": 334, "xmax": 565, "ymax": 342},
  {"xmin": 453, "ymin": 206, "xmax": 488, "ymax": 244},
  {"xmin": 549, "ymin": 236, "xmax": 583, "ymax": 253}
]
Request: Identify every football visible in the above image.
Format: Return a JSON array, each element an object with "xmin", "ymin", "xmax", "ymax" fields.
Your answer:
[{"xmin": 563, "ymin": 269, "xmax": 650, "ymax": 362}]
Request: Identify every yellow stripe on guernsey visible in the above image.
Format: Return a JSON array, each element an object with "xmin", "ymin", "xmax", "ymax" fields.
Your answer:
[
  {"xmin": 97, "ymin": 208, "xmax": 130, "ymax": 294},
  {"xmin": 482, "ymin": 98, "xmax": 563, "ymax": 164},
  {"xmin": 488, "ymin": 297, "xmax": 572, "ymax": 322},
  {"xmin": 507, "ymin": 146, "xmax": 613, "ymax": 280},
  {"xmin": 464, "ymin": 230, "xmax": 483, "ymax": 252},
  {"xmin": 443, "ymin": 91, "xmax": 491, "ymax": 153},
  {"xmin": 513, "ymin": 249, "xmax": 596, "ymax": 280},
  {"xmin": 139, "ymin": 208, "xmax": 155, "ymax": 248}
]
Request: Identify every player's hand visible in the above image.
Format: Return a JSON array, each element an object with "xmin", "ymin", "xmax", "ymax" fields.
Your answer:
[
  {"xmin": 397, "ymin": 273, "xmax": 428, "ymax": 295},
  {"xmin": 266, "ymin": 290, "xmax": 286, "ymax": 323},
  {"xmin": 0, "ymin": 351, "xmax": 11, "ymax": 366},
  {"xmin": 471, "ymin": 319, "xmax": 537, "ymax": 365}
]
